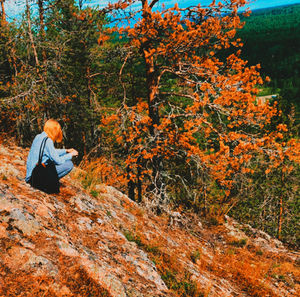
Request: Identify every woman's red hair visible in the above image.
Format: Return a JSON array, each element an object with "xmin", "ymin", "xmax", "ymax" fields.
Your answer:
[{"xmin": 44, "ymin": 119, "xmax": 63, "ymax": 143}]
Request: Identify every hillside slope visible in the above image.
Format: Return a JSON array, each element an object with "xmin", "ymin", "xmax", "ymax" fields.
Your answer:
[{"xmin": 0, "ymin": 136, "xmax": 299, "ymax": 297}]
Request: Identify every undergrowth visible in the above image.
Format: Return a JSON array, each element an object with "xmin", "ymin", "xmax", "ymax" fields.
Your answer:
[{"xmin": 123, "ymin": 229, "xmax": 205, "ymax": 297}]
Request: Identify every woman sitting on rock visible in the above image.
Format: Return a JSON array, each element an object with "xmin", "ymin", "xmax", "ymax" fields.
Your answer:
[{"xmin": 25, "ymin": 119, "xmax": 78, "ymax": 191}]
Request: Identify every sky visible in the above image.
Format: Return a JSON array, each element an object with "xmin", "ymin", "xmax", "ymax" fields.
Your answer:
[
  {"xmin": 89, "ymin": 0, "xmax": 300, "ymax": 10},
  {"xmin": 4, "ymin": 0, "xmax": 300, "ymax": 20}
]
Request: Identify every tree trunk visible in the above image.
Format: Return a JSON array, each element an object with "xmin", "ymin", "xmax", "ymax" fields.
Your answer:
[
  {"xmin": 125, "ymin": 137, "xmax": 135, "ymax": 201},
  {"xmin": 144, "ymin": 54, "xmax": 165, "ymax": 203},
  {"xmin": 1, "ymin": 0, "xmax": 6, "ymax": 24},
  {"xmin": 127, "ymin": 167, "xmax": 135, "ymax": 201},
  {"xmin": 277, "ymin": 194, "xmax": 283, "ymax": 240},
  {"xmin": 277, "ymin": 170, "xmax": 284, "ymax": 240},
  {"xmin": 137, "ymin": 156, "xmax": 142, "ymax": 203},
  {"xmin": 10, "ymin": 46, "xmax": 18, "ymax": 76},
  {"xmin": 78, "ymin": 0, "xmax": 84, "ymax": 10},
  {"xmin": 86, "ymin": 66, "xmax": 92, "ymax": 106},
  {"xmin": 38, "ymin": 0, "xmax": 47, "ymax": 64},
  {"xmin": 142, "ymin": 1, "xmax": 164, "ymax": 204},
  {"xmin": 26, "ymin": 0, "xmax": 40, "ymax": 67}
]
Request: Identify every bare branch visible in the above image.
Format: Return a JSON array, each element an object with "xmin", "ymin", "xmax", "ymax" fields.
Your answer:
[
  {"xmin": 160, "ymin": 92, "xmax": 195, "ymax": 101},
  {"xmin": 119, "ymin": 50, "xmax": 132, "ymax": 106},
  {"xmin": 149, "ymin": 0, "xmax": 159, "ymax": 9},
  {"xmin": 1, "ymin": 80, "xmax": 42, "ymax": 103}
]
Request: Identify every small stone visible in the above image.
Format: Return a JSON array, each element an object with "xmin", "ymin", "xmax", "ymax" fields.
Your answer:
[
  {"xmin": 0, "ymin": 225, "xmax": 7, "ymax": 238},
  {"xmin": 94, "ymin": 184, "xmax": 107, "ymax": 193},
  {"xmin": 57, "ymin": 241, "xmax": 80, "ymax": 257}
]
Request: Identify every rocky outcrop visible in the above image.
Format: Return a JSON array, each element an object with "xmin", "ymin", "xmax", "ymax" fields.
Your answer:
[{"xmin": 0, "ymin": 137, "xmax": 299, "ymax": 296}]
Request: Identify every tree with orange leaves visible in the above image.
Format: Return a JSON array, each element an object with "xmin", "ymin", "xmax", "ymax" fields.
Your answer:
[{"xmin": 101, "ymin": 0, "xmax": 299, "ymax": 213}]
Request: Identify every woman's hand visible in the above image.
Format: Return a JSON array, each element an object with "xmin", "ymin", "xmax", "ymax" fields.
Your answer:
[{"xmin": 66, "ymin": 148, "xmax": 78, "ymax": 157}]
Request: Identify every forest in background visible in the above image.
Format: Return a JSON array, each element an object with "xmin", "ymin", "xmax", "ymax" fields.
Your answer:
[
  {"xmin": 237, "ymin": 3, "xmax": 300, "ymax": 123},
  {"xmin": 229, "ymin": 3, "xmax": 300, "ymax": 245},
  {"xmin": 0, "ymin": 0, "xmax": 299, "ymax": 247}
]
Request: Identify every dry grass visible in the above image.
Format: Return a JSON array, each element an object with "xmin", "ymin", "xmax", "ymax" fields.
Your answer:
[
  {"xmin": 0, "ymin": 255, "xmax": 112, "ymax": 297},
  {"xmin": 121, "ymin": 213, "xmax": 299, "ymax": 297},
  {"xmin": 73, "ymin": 157, "xmax": 127, "ymax": 194}
]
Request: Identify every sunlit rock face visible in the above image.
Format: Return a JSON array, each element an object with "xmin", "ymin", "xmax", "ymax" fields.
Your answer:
[
  {"xmin": 0, "ymin": 140, "xmax": 168, "ymax": 296},
  {"xmin": 0, "ymin": 137, "xmax": 299, "ymax": 297}
]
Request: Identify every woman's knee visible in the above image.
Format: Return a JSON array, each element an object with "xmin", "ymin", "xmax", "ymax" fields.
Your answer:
[
  {"xmin": 56, "ymin": 160, "xmax": 74, "ymax": 179},
  {"xmin": 66, "ymin": 160, "xmax": 74, "ymax": 172}
]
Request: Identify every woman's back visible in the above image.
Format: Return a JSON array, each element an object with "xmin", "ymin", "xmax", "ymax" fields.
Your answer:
[{"xmin": 25, "ymin": 131, "xmax": 73, "ymax": 182}]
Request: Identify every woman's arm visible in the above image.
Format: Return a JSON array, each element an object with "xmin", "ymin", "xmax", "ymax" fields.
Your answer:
[
  {"xmin": 56, "ymin": 148, "xmax": 67, "ymax": 156},
  {"xmin": 55, "ymin": 148, "xmax": 78, "ymax": 157}
]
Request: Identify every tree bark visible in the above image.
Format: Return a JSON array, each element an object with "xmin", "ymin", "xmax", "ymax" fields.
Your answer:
[
  {"xmin": 144, "ymin": 60, "xmax": 164, "ymax": 203},
  {"xmin": 144, "ymin": 56, "xmax": 162, "ymax": 194},
  {"xmin": 277, "ymin": 194, "xmax": 283, "ymax": 240},
  {"xmin": 0, "ymin": 0, "xmax": 6, "ymax": 24},
  {"xmin": 10, "ymin": 46, "xmax": 18, "ymax": 76},
  {"xmin": 38, "ymin": 0, "xmax": 47, "ymax": 64},
  {"xmin": 127, "ymin": 167, "xmax": 135, "ymax": 201},
  {"xmin": 126, "ymin": 140, "xmax": 135, "ymax": 201},
  {"xmin": 78, "ymin": 0, "xmax": 84, "ymax": 10},
  {"xmin": 142, "ymin": 0, "xmax": 164, "ymax": 204},
  {"xmin": 26, "ymin": 0, "xmax": 40, "ymax": 67},
  {"xmin": 277, "ymin": 170, "xmax": 284, "ymax": 240},
  {"xmin": 137, "ymin": 156, "xmax": 142, "ymax": 203},
  {"xmin": 86, "ymin": 66, "xmax": 92, "ymax": 106}
]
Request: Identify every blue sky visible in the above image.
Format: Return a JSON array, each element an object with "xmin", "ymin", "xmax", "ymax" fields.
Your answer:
[
  {"xmin": 91, "ymin": 0, "xmax": 300, "ymax": 10},
  {"xmin": 4, "ymin": 0, "xmax": 300, "ymax": 19}
]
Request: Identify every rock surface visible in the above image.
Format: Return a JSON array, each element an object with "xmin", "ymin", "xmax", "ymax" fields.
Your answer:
[{"xmin": 0, "ymin": 137, "xmax": 299, "ymax": 296}]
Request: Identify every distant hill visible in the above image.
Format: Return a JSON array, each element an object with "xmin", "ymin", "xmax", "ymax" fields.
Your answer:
[
  {"xmin": 237, "ymin": 4, "xmax": 300, "ymax": 117},
  {"xmin": 238, "ymin": 3, "xmax": 300, "ymax": 80}
]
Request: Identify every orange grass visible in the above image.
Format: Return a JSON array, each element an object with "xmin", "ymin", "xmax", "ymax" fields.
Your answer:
[
  {"xmin": 0, "ymin": 255, "xmax": 112, "ymax": 297},
  {"xmin": 206, "ymin": 246, "xmax": 300, "ymax": 297},
  {"xmin": 123, "ymin": 215, "xmax": 299, "ymax": 297},
  {"xmin": 74, "ymin": 156, "xmax": 127, "ymax": 193}
]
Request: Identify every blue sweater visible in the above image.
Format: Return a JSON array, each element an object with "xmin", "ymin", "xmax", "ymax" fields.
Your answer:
[{"xmin": 25, "ymin": 132, "xmax": 72, "ymax": 182}]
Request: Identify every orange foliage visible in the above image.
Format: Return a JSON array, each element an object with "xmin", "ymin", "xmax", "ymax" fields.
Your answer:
[
  {"xmin": 101, "ymin": 0, "xmax": 300, "ymax": 204},
  {"xmin": 75, "ymin": 156, "xmax": 128, "ymax": 192}
]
